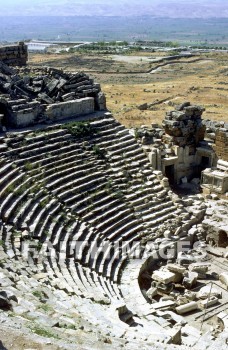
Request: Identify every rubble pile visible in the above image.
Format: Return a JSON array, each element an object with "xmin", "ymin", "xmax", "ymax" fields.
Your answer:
[
  {"xmin": 134, "ymin": 123, "xmax": 165, "ymax": 145},
  {"xmin": 132, "ymin": 102, "xmax": 228, "ymax": 194},
  {"xmin": 203, "ymin": 119, "xmax": 228, "ymax": 142},
  {"xmin": 203, "ymin": 199, "xmax": 228, "ymax": 248},
  {"xmin": 0, "ymin": 42, "xmax": 27, "ymax": 66},
  {"xmin": 0, "ymin": 63, "xmax": 106, "ymax": 127},
  {"xmin": 146, "ymin": 246, "xmax": 227, "ymax": 317},
  {"xmin": 162, "ymin": 102, "xmax": 205, "ymax": 147}
]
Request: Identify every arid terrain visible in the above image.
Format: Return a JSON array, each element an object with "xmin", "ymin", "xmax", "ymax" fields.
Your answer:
[{"xmin": 29, "ymin": 50, "xmax": 228, "ymax": 127}]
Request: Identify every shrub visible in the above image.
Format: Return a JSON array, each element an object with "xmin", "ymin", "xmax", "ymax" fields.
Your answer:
[
  {"xmin": 92, "ymin": 145, "xmax": 106, "ymax": 159},
  {"xmin": 32, "ymin": 290, "xmax": 43, "ymax": 299},
  {"xmin": 5, "ymin": 184, "xmax": 15, "ymax": 194},
  {"xmin": 15, "ymin": 185, "xmax": 29, "ymax": 196},
  {"xmin": 30, "ymin": 325, "xmax": 59, "ymax": 339},
  {"xmin": 39, "ymin": 198, "xmax": 49, "ymax": 208},
  {"xmin": 63, "ymin": 121, "xmax": 97, "ymax": 138},
  {"xmin": 24, "ymin": 162, "xmax": 34, "ymax": 171}
]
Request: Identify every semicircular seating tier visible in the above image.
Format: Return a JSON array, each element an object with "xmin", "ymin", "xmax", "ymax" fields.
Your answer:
[{"xmin": 0, "ymin": 112, "xmax": 201, "ymax": 346}]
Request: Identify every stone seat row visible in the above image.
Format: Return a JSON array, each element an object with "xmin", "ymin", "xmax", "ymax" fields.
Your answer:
[
  {"xmin": 0, "ymin": 113, "xmax": 181, "ymax": 315},
  {"xmin": 41, "ymin": 218, "xmax": 127, "ymax": 298},
  {"xmin": 7, "ymin": 128, "xmax": 67, "ymax": 149},
  {"xmin": 4, "ymin": 131, "xmax": 72, "ymax": 157},
  {"xmin": 13, "ymin": 141, "xmax": 81, "ymax": 166},
  {"xmin": 0, "ymin": 164, "xmax": 173, "ymax": 258},
  {"xmin": 5, "ymin": 183, "xmax": 138, "ymax": 288},
  {"xmin": 0, "ymin": 198, "xmax": 126, "ymax": 297}
]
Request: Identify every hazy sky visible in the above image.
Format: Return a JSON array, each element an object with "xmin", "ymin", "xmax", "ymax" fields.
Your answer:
[{"xmin": 0, "ymin": 0, "xmax": 227, "ymax": 17}]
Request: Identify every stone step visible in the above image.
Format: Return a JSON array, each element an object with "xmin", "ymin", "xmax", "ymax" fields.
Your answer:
[
  {"xmin": 0, "ymin": 167, "xmax": 19, "ymax": 193},
  {"xmin": 23, "ymin": 192, "xmax": 52, "ymax": 227},
  {"xmin": 86, "ymin": 204, "xmax": 130, "ymax": 226},
  {"xmin": 32, "ymin": 198, "xmax": 59, "ymax": 237},
  {"xmin": 54, "ymin": 174, "xmax": 106, "ymax": 198},
  {"xmin": 13, "ymin": 142, "xmax": 80, "ymax": 166},
  {"xmin": 45, "ymin": 162, "xmax": 100, "ymax": 189},
  {"xmin": 108, "ymin": 220, "xmax": 143, "ymax": 242},
  {"xmin": 35, "ymin": 201, "xmax": 61, "ymax": 239}
]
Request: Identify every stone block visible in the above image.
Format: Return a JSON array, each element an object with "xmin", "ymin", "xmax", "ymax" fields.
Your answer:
[
  {"xmin": 219, "ymin": 272, "xmax": 228, "ymax": 290},
  {"xmin": 45, "ymin": 97, "xmax": 94, "ymax": 120},
  {"xmin": 146, "ymin": 287, "xmax": 158, "ymax": 300},
  {"xmin": 175, "ymin": 301, "xmax": 198, "ymax": 315},
  {"xmin": 162, "ymin": 177, "xmax": 170, "ymax": 188},
  {"xmin": 199, "ymin": 296, "xmax": 218, "ymax": 309},
  {"xmin": 152, "ymin": 270, "xmax": 177, "ymax": 284},
  {"xmin": 166, "ymin": 264, "xmax": 186, "ymax": 274},
  {"xmin": 152, "ymin": 300, "xmax": 175, "ymax": 310},
  {"xmin": 149, "ymin": 151, "xmax": 157, "ymax": 168},
  {"xmin": 197, "ymin": 285, "xmax": 222, "ymax": 299},
  {"xmin": 183, "ymin": 272, "xmax": 198, "ymax": 288},
  {"xmin": 188, "ymin": 263, "xmax": 210, "ymax": 278}
]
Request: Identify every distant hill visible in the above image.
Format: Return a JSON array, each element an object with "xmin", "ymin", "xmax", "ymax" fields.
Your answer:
[
  {"xmin": 2, "ymin": 0, "xmax": 228, "ymax": 18},
  {"xmin": 0, "ymin": 16, "xmax": 228, "ymax": 44}
]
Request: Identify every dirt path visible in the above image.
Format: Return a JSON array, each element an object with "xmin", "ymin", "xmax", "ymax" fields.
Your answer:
[{"xmin": 147, "ymin": 58, "xmax": 207, "ymax": 73}]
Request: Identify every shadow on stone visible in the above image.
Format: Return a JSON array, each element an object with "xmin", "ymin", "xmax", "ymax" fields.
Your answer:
[{"xmin": 0, "ymin": 341, "xmax": 8, "ymax": 350}]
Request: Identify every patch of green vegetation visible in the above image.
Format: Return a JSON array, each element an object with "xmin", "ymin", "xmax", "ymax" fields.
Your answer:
[
  {"xmin": 37, "ymin": 241, "xmax": 43, "ymax": 251},
  {"xmin": 29, "ymin": 324, "xmax": 59, "ymax": 339},
  {"xmin": 42, "ymin": 230, "xmax": 51, "ymax": 239},
  {"xmin": 134, "ymin": 128, "xmax": 140, "ymax": 139},
  {"xmin": 92, "ymin": 145, "xmax": 106, "ymax": 159},
  {"xmin": 62, "ymin": 121, "xmax": 97, "ymax": 138},
  {"xmin": 38, "ymin": 303, "xmax": 53, "ymax": 312},
  {"xmin": 70, "ymin": 40, "xmax": 130, "ymax": 54},
  {"xmin": 32, "ymin": 290, "xmax": 44, "ymax": 299},
  {"xmin": 12, "ymin": 230, "xmax": 21, "ymax": 237},
  {"xmin": 105, "ymin": 179, "xmax": 114, "ymax": 193},
  {"xmin": 14, "ymin": 184, "xmax": 29, "ymax": 196},
  {"xmin": 8, "ymin": 311, "xmax": 17, "ymax": 317},
  {"xmin": 39, "ymin": 197, "xmax": 50, "ymax": 208},
  {"xmin": 5, "ymin": 183, "xmax": 16, "ymax": 194},
  {"xmin": 24, "ymin": 162, "xmax": 35, "ymax": 171},
  {"xmin": 113, "ymin": 190, "xmax": 124, "ymax": 199}
]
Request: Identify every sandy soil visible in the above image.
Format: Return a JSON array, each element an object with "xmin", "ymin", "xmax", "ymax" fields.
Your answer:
[{"xmin": 29, "ymin": 51, "xmax": 228, "ymax": 128}]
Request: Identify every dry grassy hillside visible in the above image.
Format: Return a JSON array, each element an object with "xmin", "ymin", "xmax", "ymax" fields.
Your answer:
[{"xmin": 29, "ymin": 51, "xmax": 228, "ymax": 127}]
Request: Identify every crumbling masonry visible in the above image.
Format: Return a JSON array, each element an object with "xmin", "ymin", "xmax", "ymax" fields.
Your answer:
[
  {"xmin": 0, "ymin": 43, "xmax": 106, "ymax": 128},
  {"xmin": 135, "ymin": 102, "xmax": 228, "ymax": 195},
  {"xmin": 0, "ymin": 41, "xmax": 27, "ymax": 66}
]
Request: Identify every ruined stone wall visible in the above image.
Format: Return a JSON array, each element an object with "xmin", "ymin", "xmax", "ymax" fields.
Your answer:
[
  {"xmin": 215, "ymin": 129, "xmax": 228, "ymax": 162},
  {"xmin": 0, "ymin": 64, "xmax": 105, "ymax": 128},
  {"xmin": 160, "ymin": 103, "xmax": 209, "ymax": 183},
  {"xmin": 162, "ymin": 102, "xmax": 205, "ymax": 147},
  {"xmin": 45, "ymin": 97, "xmax": 95, "ymax": 121},
  {"xmin": 0, "ymin": 42, "xmax": 28, "ymax": 66},
  {"xmin": 139, "ymin": 103, "xmax": 218, "ymax": 185},
  {"xmin": 10, "ymin": 97, "xmax": 95, "ymax": 127},
  {"xmin": 10, "ymin": 105, "xmax": 41, "ymax": 128}
]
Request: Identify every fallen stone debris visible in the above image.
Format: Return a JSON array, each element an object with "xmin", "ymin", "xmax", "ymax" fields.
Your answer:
[
  {"xmin": 0, "ymin": 58, "xmax": 106, "ymax": 128},
  {"xmin": 133, "ymin": 102, "xmax": 228, "ymax": 196}
]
